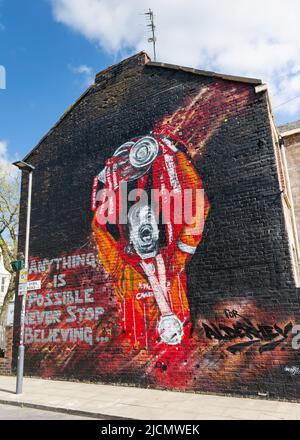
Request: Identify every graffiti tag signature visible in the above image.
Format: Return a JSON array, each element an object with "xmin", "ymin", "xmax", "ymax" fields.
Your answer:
[{"xmin": 202, "ymin": 310, "xmax": 293, "ymax": 354}]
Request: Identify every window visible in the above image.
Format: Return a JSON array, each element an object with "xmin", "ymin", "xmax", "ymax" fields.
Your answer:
[{"xmin": 1, "ymin": 277, "xmax": 4, "ymax": 293}]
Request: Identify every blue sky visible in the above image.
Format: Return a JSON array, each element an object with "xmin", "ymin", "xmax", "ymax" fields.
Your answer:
[
  {"xmin": 1, "ymin": 0, "xmax": 300, "ymax": 163},
  {"xmin": 0, "ymin": 0, "xmax": 112, "ymax": 161}
]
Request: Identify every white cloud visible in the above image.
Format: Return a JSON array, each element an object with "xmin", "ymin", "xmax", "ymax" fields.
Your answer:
[
  {"xmin": 51, "ymin": 0, "xmax": 300, "ymax": 117},
  {"xmin": 71, "ymin": 64, "xmax": 95, "ymax": 87},
  {"xmin": 0, "ymin": 140, "xmax": 15, "ymax": 173},
  {"xmin": 0, "ymin": 140, "xmax": 8, "ymax": 163},
  {"xmin": 0, "ymin": 140, "xmax": 14, "ymax": 175}
]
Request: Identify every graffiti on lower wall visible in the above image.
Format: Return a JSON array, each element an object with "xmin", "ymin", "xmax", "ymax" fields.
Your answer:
[
  {"xmin": 25, "ymin": 256, "xmax": 296, "ymax": 388},
  {"xmin": 26, "ymin": 253, "xmax": 106, "ymax": 346}
]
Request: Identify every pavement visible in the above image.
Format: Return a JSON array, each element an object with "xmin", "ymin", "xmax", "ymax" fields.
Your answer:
[
  {"xmin": 0, "ymin": 403, "xmax": 100, "ymax": 420},
  {"xmin": 1, "ymin": 375, "xmax": 300, "ymax": 420}
]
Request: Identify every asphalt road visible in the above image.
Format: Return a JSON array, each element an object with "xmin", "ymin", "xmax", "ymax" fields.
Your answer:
[{"xmin": 0, "ymin": 403, "xmax": 101, "ymax": 420}]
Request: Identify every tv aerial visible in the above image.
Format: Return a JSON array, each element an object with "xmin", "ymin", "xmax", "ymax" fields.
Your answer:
[{"xmin": 145, "ymin": 9, "xmax": 157, "ymax": 61}]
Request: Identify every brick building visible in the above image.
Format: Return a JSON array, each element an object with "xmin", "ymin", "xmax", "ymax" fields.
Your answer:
[
  {"xmin": 0, "ymin": 251, "xmax": 11, "ymax": 358},
  {"xmin": 14, "ymin": 52, "xmax": 300, "ymax": 400},
  {"xmin": 0, "ymin": 326, "xmax": 13, "ymax": 375},
  {"xmin": 279, "ymin": 120, "xmax": 300, "ymax": 269}
]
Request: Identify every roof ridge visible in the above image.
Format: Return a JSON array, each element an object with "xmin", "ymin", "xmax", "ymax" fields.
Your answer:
[
  {"xmin": 278, "ymin": 119, "xmax": 300, "ymax": 134},
  {"xmin": 146, "ymin": 60, "xmax": 263, "ymax": 85},
  {"xmin": 23, "ymin": 52, "xmax": 263, "ymax": 161}
]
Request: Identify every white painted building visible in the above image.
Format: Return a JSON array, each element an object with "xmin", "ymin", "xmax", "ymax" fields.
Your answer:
[{"xmin": 0, "ymin": 252, "xmax": 11, "ymax": 308}]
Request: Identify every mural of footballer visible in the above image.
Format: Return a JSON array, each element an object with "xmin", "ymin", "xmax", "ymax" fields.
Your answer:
[{"xmin": 92, "ymin": 128, "xmax": 210, "ymax": 351}]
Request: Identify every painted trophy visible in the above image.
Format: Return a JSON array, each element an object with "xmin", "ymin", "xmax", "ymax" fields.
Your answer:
[{"xmin": 92, "ymin": 132, "xmax": 209, "ymax": 348}]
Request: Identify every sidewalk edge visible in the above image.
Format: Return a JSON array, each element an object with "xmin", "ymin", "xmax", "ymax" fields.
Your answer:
[{"xmin": 0, "ymin": 399, "xmax": 134, "ymax": 420}]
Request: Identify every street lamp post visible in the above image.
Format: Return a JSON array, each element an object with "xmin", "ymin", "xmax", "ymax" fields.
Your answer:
[{"xmin": 13, "ymin": 160, "xmax": 35, "ymax": 395}]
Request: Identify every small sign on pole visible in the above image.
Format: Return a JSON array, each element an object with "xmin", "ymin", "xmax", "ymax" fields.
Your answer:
[
  {"xmin": 19, "ymin": 269, "xmax": 28, "ymax": 284},
  {"xmin": 27, "ymin": 280, "xmax": 41, "ymax": 291},
  {"xmin": 18, "ymin": 283, "xmax": 28, "ymax": 297},
  {"xmin": 11, "ymin": 259, "xmax": 25, "ymax": 272}
]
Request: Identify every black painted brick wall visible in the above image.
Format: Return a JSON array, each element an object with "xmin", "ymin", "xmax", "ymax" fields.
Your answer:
[{"xmin": 13, "ymin": 52, "xmax": 300, "ymax": 400}]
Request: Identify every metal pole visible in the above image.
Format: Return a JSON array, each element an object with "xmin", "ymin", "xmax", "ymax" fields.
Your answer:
[
  {"xmin": 145, "ymin": 9, "xmax": 157, "ymax": 62},
  {"xmin": 16, "ymin": 170, "xmax": 32, "ymax": 395},
  {"xmin": 151, "ymin": 11, "xmax": 157, "ymax": 62}
]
